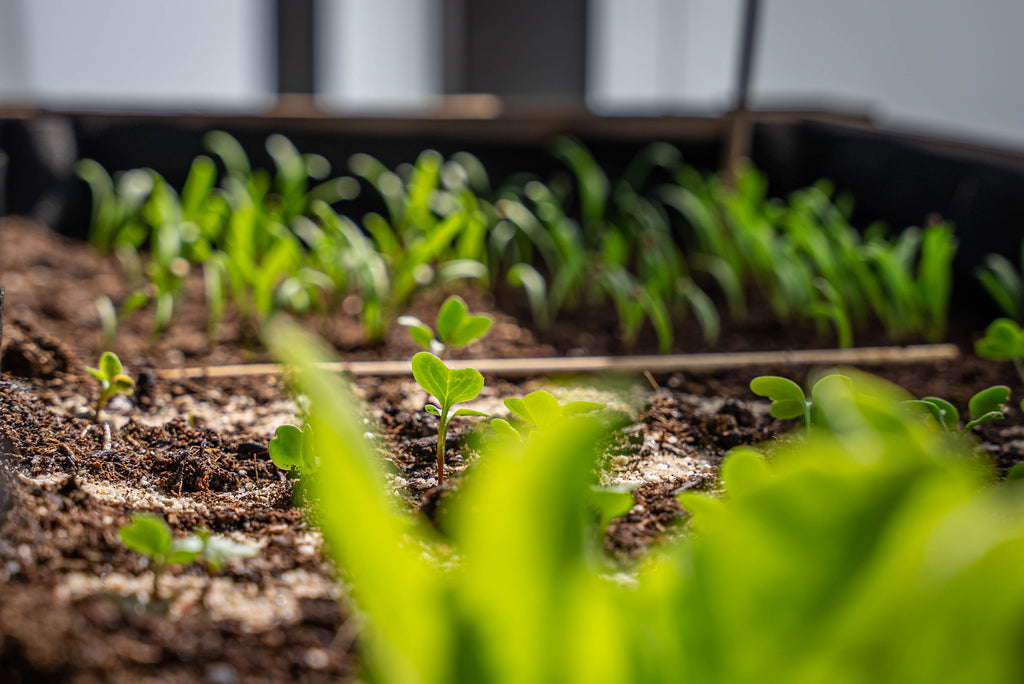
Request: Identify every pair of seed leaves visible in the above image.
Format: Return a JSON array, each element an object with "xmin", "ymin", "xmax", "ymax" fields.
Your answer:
[
  {"xmin": 751, "ymin": 374, "xmax": 1009, "ymax": 432},
  {"xmin": 399, "ymin": 295, "xmax": 494, "ymax": 357},
  {"xmin": 410, "ymin": 351, "xmax": 604, "ymax": 433},
  {"xmin": 975, "ymin": 318, "xmax": 1024, "ymax": 361},
  {"xmin": 120, "ymin": 513, "xmax": 259, "ymax": 572},
  {"xmin": 85, "ymin": 351, "xmax": 135, "ymax": 410}
]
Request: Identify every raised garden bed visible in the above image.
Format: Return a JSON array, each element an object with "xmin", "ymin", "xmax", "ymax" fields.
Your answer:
[
  {"xmin": 4, "ymin": 116, "xmax": 1024, "ymax": 681},
  {"xmin": 3, "ymin": 214, "xmax": 1024, "ymax": 681}
]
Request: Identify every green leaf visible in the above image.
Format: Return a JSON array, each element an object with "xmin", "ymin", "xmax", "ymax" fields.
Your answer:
[
  {"xmin": 749, "ymin": 376, "xmax": 806, "ymax": 420},
  {"xmin": 490, "ymin": 418, "xmax": 522, "ymax": 441},
  {"xmin": 919, "ymin": 397, "xmax": 960, "ymax": 431},
  {"xmin": 269, "ymin": 424, "xmax": 316, "ymax": 472},
  {"xmin": 562, "ymin": 401, "xmax": 606, "ymax": 416},
  {"xmin": 85, "ymin": 366, "xmax": 107, "ymax": 383},
  {"xmin": 975, "ymin": 318, "xmax": 1024, "ymax": 360},
  {"xmin": 453, "ymin": 408, "xmax": 489, "ymax": 418},
  {"xmin": 411, "ymin": 352, "xmax": 484, "ymax": 406},
  {"xmin": 1007, "ymin": 462, "xmax": 1024, "ymax": 480},
  {"xmin": 425, "ymin": 404, "xmax": 441, "ymax": 417},
  {"xmin": 449, "ymin": 314, "xmax": 494, "ymax": 348},
  {"xmin": 397, "ymin": 315, "xmax": 435, "ymax": 350},
  {"xmin": 99, "ymin": 351, "xmax": 123, "ymax": 379},
  {"xmin": 119, "ymin": 514, "xmax": 171, "ymax": 558},
  {"xmin": 436, "ymin": 295, "xmax": 469, "ymax": 343},
  {"xmin": 965, "ymin": 411, "xmax": 1005, "ymax": 430},
  {"xmin": 167, "ymin": 535, "xmax": 203, "ymax": 565},
  {"xmin": 588, "ymin": 485, "xmax": 635, "ymax": 534},
  {"xmin": 968, "ymin": 385, "xmax": 1010, "ymax": 424}
]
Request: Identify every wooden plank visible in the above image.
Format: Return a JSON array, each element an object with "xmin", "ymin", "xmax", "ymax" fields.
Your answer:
[{"xmin": 152, "ymin": 344, "xmax": 960, "ymax": 380}]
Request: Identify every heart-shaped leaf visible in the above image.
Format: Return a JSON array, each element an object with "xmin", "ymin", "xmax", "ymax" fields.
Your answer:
[
  {"xmin": 411, "ymin": 352, "xmax": 484, "ymax": 406},
  {"xmin": 749, "ymin": 376, "xmax": 806, "ymax": 420},
  {"xmin": 975, "ymin": 318, "xmax": 1024, "ymax": 360},
  {"xmin": 968, "ymin": 385, "xmax": 1010, "ymax": 423},
  {"xmin": 269, "ymin": 423, "xmax": 316, "ymax": 472}
]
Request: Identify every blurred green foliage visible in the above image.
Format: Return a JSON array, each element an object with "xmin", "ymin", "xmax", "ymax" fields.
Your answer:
[
  {"xmin": 81, "ymin": 134, "xmax": 958, "ymax": 352},
  {"xmin": 269, "ymin": 323, "xmax": 1024, "ymax": 684}
]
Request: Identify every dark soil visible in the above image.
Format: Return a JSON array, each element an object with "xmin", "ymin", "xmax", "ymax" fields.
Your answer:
[{"xmin": 1, "ymin": 217, "xmax": 1022, "ymax": 682}]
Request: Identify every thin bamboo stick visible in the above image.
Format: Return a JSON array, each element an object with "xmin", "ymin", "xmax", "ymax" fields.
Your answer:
[{"xmin": 152, "ymin": 343, "xmax": 960, "ymax": 380}]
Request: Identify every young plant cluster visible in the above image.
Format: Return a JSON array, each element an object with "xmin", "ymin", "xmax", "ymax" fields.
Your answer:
[
  {"xmin": 269, "ymin": 325, "xmax": 1024, "ymax": 684},
  {"xmin": 119, "ymin": 512, "xmax": 259, "ymax": 601},
  {"xmin": 81, "ymin": 135, "xmax": 957, "ymax": 353}
]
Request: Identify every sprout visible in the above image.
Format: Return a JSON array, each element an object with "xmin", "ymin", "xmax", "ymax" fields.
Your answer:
[{"xmin": 85, "ymin": 351, "xmax": 135, "ymax": 420}]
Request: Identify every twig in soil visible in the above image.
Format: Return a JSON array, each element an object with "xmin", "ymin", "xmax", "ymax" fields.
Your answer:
[
  {"xmin": 46, "ymin": 440, "xmax": 78, "ymax": 473},
  {"xmin": 643, "ymin": 370, "xmax": 661, "ymax": 392},
  {"xmin": 102, "ymin": 421, "xmax": 112, "ymax": 451}
]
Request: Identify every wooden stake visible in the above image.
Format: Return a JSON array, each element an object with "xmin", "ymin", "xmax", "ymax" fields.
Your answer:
[{"xmin": 152, "ymin": 344, "xmax": 960, "ymax": 380}]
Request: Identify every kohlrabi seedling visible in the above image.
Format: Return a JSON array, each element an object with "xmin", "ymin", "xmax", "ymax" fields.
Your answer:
[
  {"xmin": 269, "ymin": 423, "xmax": 318, "ymax": 475},
  {"xmin": 491, "ymin": 390, "xmax": 605, "ymax": 442},
  {"xmin": 398, "ymin": 294, "xmax": 493, "ymax": 358},
  {"xmin": 411, "ymin": 351, "xmax": 488, "ymax": 484},
  {"xmin": 749, "ymin": 373, "xmax": 852, "ymax": 430},
  {"xmin": 975, "ymin": 318, "xmax": 1024, "ymax": 383},
  {"xmin": 86, "ymin": 351, "xmax": 135, "ymax": 419},
  {"xmin": 903, "ymin": 385, "xmax": 1010, "ymax": 432},
  {"xmin": 119, "ymin": 513, "xmax": 202, "ymax": 599}
]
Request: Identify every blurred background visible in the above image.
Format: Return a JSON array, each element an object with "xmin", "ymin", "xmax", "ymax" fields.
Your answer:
[{"xmin": 1, "ymin": 0, "xmax": 1023, "ymax": 256}]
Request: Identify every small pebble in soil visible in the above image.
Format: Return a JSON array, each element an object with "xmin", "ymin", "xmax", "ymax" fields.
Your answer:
[
  {"xmin": 304, "ymin": 648, "xmax": 331, "ymax": 670},
  {"xmin": 205, "ymin": 662, "xmax": 239, "ymax": 684}
]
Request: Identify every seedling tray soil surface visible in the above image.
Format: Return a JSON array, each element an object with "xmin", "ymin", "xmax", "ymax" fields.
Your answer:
[{"xmin": 1, "ymin": 217, "xmax": 1021, "ymax": 682}]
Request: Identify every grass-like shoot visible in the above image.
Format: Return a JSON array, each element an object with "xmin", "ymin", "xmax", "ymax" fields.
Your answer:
[
  {"xmin": 411, "ymin": 352, "xmax": 488, "ymax": 484},
  {"xmin": 398, "ymin": 294, "xmax": 493, "ymax": 358},
  {"xmin": 85, "ymin": 351, "xmax": 135, "ymax": 419}
]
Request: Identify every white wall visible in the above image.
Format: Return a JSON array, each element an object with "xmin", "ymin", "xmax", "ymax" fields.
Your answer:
[
  {"xmin": 751, "ymin": 0, "xmax": 1024, "ymax": 147},
  {"xmin": 315, "ymin": 0, "xmax": 441, "ymax": 112},
  {"xmin": 589, "ymin": 0, "xmax": 1024, "ymax": 148},
  {"xmin": 0, "ymin": 0, "xmax": 273, "ymax": 110},
  {"xmin": 587, "ymin": 0, "xmax": 741, "ymax": 113}
]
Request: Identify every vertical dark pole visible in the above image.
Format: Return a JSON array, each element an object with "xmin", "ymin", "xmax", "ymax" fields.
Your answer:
[
  {"xmin": 276, "ymin": 0, "xmax": 316, "ymax": 95},
  {"xmin": 0, "ymin": 288, "xmax": 5, "ymax": 373},
  {"xmin": 724, "ymin": 0, "xmax": 762, "ymax": 174}
]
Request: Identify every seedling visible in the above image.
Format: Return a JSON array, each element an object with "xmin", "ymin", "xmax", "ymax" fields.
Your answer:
[
  {"xmin": 85, "ymin": 351, "xmax": 135, "ymax": 419},
  {"xmin": 491, "ymin": 390, "xmax": 605, "ymax": 442},
  {"xmin": 410, "ymin": 352, "xmax": 488, "ymax": 484},
  {"xmin": 269, "ymin": 423, "xmax": 318, "ymax": 475},
  {"xmin": 749, "ymin": 373, "xmax": 852, "ymax": 430},
  {"xmin": 119, "ymin": 513, "xmax": 202, "ymax": 599},
  {"xmin": 975, "ymin": 318, "xmax": 1024, "ymax": 383},
  {"xmin": 903, "ymin": 385, "xmax": 1011, "ymax": 432},
  {"xmin": 398, "ymin": 294, "xmax": 493, "ymax": 358},
  {"xmin": 120, "ymin": 514, "xmax": 260, "ymax": 603}
]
